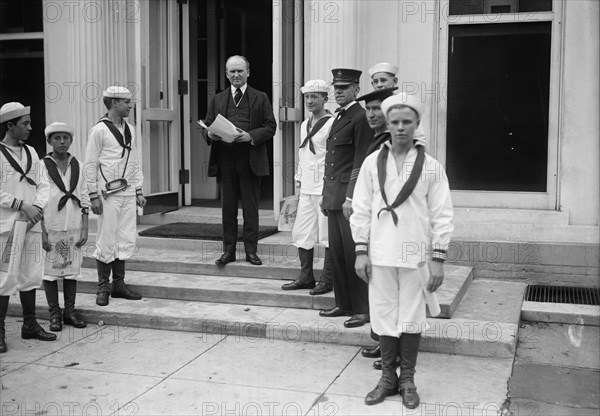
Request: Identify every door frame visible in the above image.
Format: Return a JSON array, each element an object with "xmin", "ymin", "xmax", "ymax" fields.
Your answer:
[{"xmin": 435, "ymin": 0, "xmax": 564, "ymax": 209}]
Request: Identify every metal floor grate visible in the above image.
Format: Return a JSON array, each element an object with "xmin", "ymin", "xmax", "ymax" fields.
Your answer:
[{"xmin": 525, "ymin": 285, "xmax": 600, "ymax": 306}]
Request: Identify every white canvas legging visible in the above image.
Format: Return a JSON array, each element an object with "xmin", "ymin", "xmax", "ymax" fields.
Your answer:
[
  {"xmin": 93, "ymin": 195, "xmax": 137, "ymax": 264},
  {"xmin": 369, "ymin": 265, "xmax": 429, "ymax": 336},
  {"xmin": 0, "ymin": 231, "xmax": 43, "ymax": 296},
  {"xmin": 292, "ymin": 193, "xmax": 328, "ymax": 249}
]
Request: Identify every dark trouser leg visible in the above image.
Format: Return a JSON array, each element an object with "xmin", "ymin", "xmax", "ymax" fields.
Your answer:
[
  {"xmin": 63, "ymin": 279, "xmax": 86, "ymax": 328},
  {"xmin": 219, "ymin": 151, "xmax": 241, "ymax": 254},
  {"xmin": 0, "ymin": 295, "xmax": 9, "ymax": 353},
  {"xmin": 336, "ymin": 210, "xmax": 369, "ymax": 314},
  {"xmin": 20, "ymin": 289, "xmax": 57, "ymax": 341},
  {"xmin": 111, "ymin": 259, "xmax": 141, "ymax": 300},
  {"xmin": 365, "ymin": 335, "xmax": 399, "ymax": 405},
  {"xmin": 328, "ymin": 211, "xmax": 351, "ymax": 310},
  {"xmin": 43, "ymin": 280, "xmax": 62, "ymax": 331},
  {"xmin": 282, "ymin": 248, "xmax": 316, "ymax": 290},
  {"xmin": 238, "ymin": 159, "xmax": 261, "ymax": 254},
  {"xmin": 399, "ymin": 333, "xmax": 422, "ymax": 409}
]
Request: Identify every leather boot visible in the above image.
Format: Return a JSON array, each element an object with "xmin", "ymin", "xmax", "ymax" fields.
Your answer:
[
  {"xmin": 399, "ymin": 333, "xmax": 421, "ymax": 409},
  {"xmin": 282, "ymin": 248, "xmax": 316, "ymax": 290},
  {"xmin": 373, "ymin": 355, "xmax": 402, "ymax": 370},
  {"xmin": 111, "ymin": 259, "xmax": 142, "ymax": 300},
  {"xmin": 365, "ymin": 336, "xmax": 399, "ymax": 405},
  {"xmin": 63, "ymin": 279, "xmax": 86, "ymax": 328},
  {"xmin": 0, "ymin": 295, "xmax": 9, "ymax": 353},
  {"xmin": 20, "ymin": 290, "xmax": 57, "ymax": 341},
  {"xmin": 362, "ymin": 330, "xmax": 381, "ymax": 358},
  {"xmin": 96, "ymin": 259, "xmax": 112, "ymax": 306},
  {"xmin": 310, "ymin": 248, "xmax": 334, "ymax": 295},
  {"xmin": 43, "ymin": 280, "xmax": 62, "ymax": 331}
]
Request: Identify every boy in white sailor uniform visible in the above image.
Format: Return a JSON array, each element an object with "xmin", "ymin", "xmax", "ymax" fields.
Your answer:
[
  {"xmin": 0, "ymin": 102, "xmax": 55, "ymax": 353},
  {"xmin": 41, "ymin": 122, "xmax": 90, "ymax": 331},
  {"xmin": 84, "ymin": 86, "xmax": 146, "ymax": 307},
  {"xmin": 282, "ymin": 80, "xmax": 334, "ymax": 294},
  {"xmin": 351, "ymin": 94, "xmax": 453, "ymax": 409}
]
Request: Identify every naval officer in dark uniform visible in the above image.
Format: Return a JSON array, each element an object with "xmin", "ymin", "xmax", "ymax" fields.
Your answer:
[{"xmin": 319, "ymin": 68, "xmax": 374, "ymax": 328}]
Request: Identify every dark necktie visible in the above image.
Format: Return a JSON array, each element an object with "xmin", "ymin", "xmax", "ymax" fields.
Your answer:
[
  {"xmin": 234, "ymin": 88, "xmax": 243, "ymax": 106},
  {"xmin": 335, "ymin": 107, "xmax": 345, "ymax": 120}
]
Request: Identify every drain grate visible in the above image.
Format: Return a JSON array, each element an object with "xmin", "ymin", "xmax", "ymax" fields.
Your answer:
[{"xmin": 525, "ymin": 285, "xmax": 599, "ymax": 306}]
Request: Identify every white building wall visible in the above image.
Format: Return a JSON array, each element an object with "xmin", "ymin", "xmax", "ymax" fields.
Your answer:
[{"xmin": 559, "ymin": 0, "xmax": 599, "ymax": 226}]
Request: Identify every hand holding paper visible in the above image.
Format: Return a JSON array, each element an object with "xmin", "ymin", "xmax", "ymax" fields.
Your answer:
[{"xmin": 197, "ymin": 114, "xmax": 239, "ymax": 143}]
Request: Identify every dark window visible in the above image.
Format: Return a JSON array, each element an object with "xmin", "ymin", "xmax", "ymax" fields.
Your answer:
[
  {"xmin": 0, "ymin": 0, "xmax": 43, "ymax": 33},
  {"xmin": 449, "ymin": 0, "xmax": 552, "ymax": 15},
  {"xmin": 445, "ymin": 22, "xmax": 551, "ymax": 192}
]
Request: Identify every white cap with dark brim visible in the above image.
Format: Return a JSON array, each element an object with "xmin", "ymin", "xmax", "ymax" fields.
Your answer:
[
  {"xmin": 368, "ymin": 62, "xmax": 399, "ymax": 78},
  {"xmin": 45, "ymin": 122, "xmax": 75, "ymax": 139},
  {"xmin": 0, "ymin": 102, "xmax": 31, "ymax": 123},
  {"xmin": 300, "ymin": 79, "xmax": 330, "ymax": 94},
  {"xmin": 103, "ymin": 86, "xmax": 132, "ymax": 99},
  {"xmin": 381, "ymin": 93, "xmax": 426, "ymax": 119}
]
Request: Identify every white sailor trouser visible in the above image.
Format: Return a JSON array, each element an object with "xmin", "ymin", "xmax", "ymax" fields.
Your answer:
[
  {"xmin": 93, "ymin": 195, "xmax": 137, "ymax": 263},
  {"xmin": 0, "ymin": 231, "xmax": 43, "ymax": 296},
  {"xmin": 292, "ymin": 193, "xmax": 328, "ymax": 249},
  {"xmin": 369, "ymin": 265, "xmax": 429, "ymax": 337}
]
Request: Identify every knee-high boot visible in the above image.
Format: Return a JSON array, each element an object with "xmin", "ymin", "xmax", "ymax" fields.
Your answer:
[
  {"xmin": 43, "ymin": 280, "xmax": 62, "ymax": 331},
  {"xmin": 399, "ymin": 333, "xmax": 421, "ymax": 409},
  {"xmin": 63, "ymin": 279, "xmax": 86, "ymax": 328},
  {"xmin": 0, "ymin": 295, "xmax": 9, "ymax": 353},
  {"xmin": 96, "ymin": 259, "xmax": 112, "ymax": 306},
  {"xmin": 111, "ymin": 259, "xmax": 141, "ymax": 300},
  {"xmin": 20, "ymin": 289, "xmax": 57, "ymax": 341},
  {"xmin": 365, "ymin": 335, "xmax": 399, "ymax": 405},
  {"xmin": 282, "ymin": 248, "xmax": 316, "ymax": 290}
]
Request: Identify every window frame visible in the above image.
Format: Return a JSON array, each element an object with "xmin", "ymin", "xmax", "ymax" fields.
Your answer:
[{"xmin": 435, "ymin": 0, "xmax": 564, "ymax": 209}]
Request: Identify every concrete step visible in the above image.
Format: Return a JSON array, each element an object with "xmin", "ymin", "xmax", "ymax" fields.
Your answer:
[
  {"xmin": 138, "ymin": 206, "xmax": 278, "ymax": 227},
  {"xmin": 5, "ymin": 278, "xmax": 522, "ymax": 358},
  {"xmin": 72, "ymin": 264, "xmax": 473, "ymax": 317},
  {"xmin": 454, "ymin": 207, "xmax": 570, "ymax": 225}
]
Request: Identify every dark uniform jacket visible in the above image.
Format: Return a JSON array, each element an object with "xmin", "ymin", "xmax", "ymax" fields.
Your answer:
[
  {"xmin": 202, "ymin": 85, "xmax": 277, "ymax": 177},
  {"xmin": 321, "ymin": 102, "xmax": 374, "ymax": 210}
]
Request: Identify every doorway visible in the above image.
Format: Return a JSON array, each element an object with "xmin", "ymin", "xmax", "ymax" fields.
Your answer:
[{"xmin": 189, "ymin": 0, "xmax": 273, "ymax": 206}]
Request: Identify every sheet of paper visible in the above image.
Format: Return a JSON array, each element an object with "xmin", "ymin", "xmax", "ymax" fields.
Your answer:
[{"xmin": 197, "ymin": 114, "xmax": 239, "ymax": 143}]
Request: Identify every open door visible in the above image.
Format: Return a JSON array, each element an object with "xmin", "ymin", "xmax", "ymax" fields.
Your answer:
[{"xmin": 139, "ymin": 0, "xmax": 181, "ymax": 215}]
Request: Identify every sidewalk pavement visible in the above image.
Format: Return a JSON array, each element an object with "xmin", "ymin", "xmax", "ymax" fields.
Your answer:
[{"xmin": 0, "ymin": 317, "xmax": 513, "ymax": 416}]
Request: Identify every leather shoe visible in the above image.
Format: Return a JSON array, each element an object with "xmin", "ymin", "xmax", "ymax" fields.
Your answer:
[
  {"xmin": 96, "ymin": 291, "xmax": 109, "ymax": 306},
  {"xmin": 344, "ymin": 313, "xmax": 370, "ymax": 328},
  {"xmin": 362, "ymin": 344, "xmax": 381, "ymax": 358},
  {"xmin": 215, "ymin": 252, "xmax": 236, "ymax": 266},
  {"xmin": 365, "ymin": 384, "xmax": 399, "ymax": 405},
  {"xmin": 112, "ymin": 286, "xmax": 142, "ymax": 300},
  {"xmin": 319, "ymin": 306, "xmax": 351, "ymax": 317},
  {"xmin": 309, "ymin": 281, "xmax": 333, "ymax": 295},
  {"xmin": 400, "ymin": 387, "xmax": 420, "ymax": 409},
  {"xmin": 21, "ymin": 322, "xmax": 57, "ymax": 341},
  {"xmin": 64, "ymin": 312, "xmax": 87, "ymax": 328},
  {"xmin": 373, "ymin": 355, "xmax": 402, "ymax": 370},
  {"xmin": 49, "ymin": 316, "xmax": 62, "ymax": 332},
  {"xmin": 245, "ymin": 252, "xmax": 262, "ymax": 265},
  {"xmin": 282, "ymin": 279, "xmax": 316, "ymax": 290}
]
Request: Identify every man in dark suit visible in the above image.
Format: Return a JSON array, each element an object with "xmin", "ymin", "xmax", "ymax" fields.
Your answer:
[
  {"xmin": 202, "ymin": 55, "xmax": 277, "ymax": 266},
  {"xmin": 319, "ymin": 68, "xmax": 374, "ymax": 328}
]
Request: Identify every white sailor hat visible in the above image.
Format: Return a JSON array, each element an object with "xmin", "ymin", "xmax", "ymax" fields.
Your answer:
[
  {"xmin": 368, "ymin": 62, "xmax": 399, "ymax": 78},
  {"xmin": 0, "ymin": 102, "xmax": 31, "ymax": 123},
  {"xmin": 381, "ymin": 93, "xmax": 426, "ymax": 119},
  {"xmin": 103, "ymin": 86, "xmax": 132, "ymax": 99},
  {"xmin": 45, "ymin": 122, "xmax": 75, "ymax": 139},
  {"xmin": 300, "ymin": 79, "xmax": 330, "ymax": 94}
]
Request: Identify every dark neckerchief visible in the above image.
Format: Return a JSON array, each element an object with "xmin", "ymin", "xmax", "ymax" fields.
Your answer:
[
  {"xmin": 376, "ymin": 144, "xmax": 426, "ymax": 226},
  {"xmin": 366, "ymin": 131, "xmax": 391, "ymax": 156},
  {"xmin": 300, "ymin": 114, "xmax": 333, "ymax": 154},
  {"xmin": 0, "ymin": 141, "xmax": 36, "ymax": 186},
  {"xmin": 43, "ymin": 153, "xmax": 81, "ymax": 211},
  {"xmin": 99, "ymin": 115, "xmax": 132, "ymax": 158}
]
